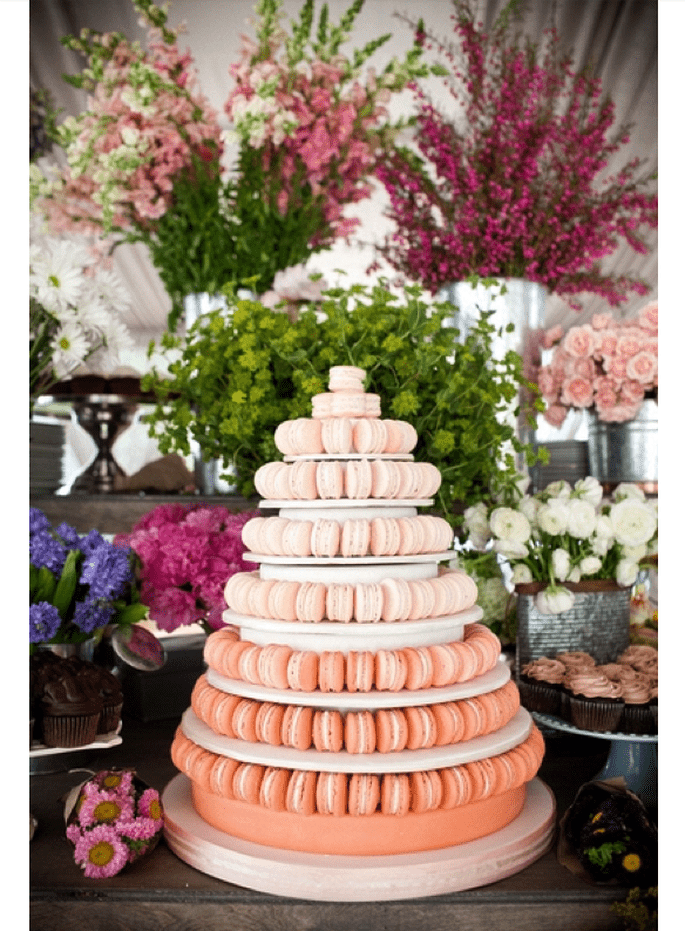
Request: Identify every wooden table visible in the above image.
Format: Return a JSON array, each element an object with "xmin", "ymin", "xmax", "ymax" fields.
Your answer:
[{"xmin": 29, "ymin": 715, "xmax": 640, "ymax": 930}]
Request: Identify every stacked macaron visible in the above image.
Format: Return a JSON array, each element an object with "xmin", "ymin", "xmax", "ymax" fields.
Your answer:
[
  {"xmin": 170, "ymin": 367, "xmax": 545, "ymax": 857},
  {"xmin": 224, "ymin": 567, "xmax": 478, "ymax": 623}
]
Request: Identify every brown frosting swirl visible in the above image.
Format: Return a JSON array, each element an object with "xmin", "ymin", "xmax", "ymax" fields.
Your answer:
[
  {"xmin": 41, "ymin": 676, "xmax": 102, "ymax": 716},
  {"xmin": 565, "ymin": 670, "xmax": 622, "ymax": 700},
  {"xmin": 620, "ymin": 672, "xmax": 653, "ymax": 705},
  {"xmin": 521, "ymin": 657, "xmax": 565, "ymax": 685},
  {"xmin": 618, "ymin": 645, "xmax": 658, "ymax": 673},
  {"xmin": 556, "ymin": 652, "xmax": 596, "ymax": 671}
]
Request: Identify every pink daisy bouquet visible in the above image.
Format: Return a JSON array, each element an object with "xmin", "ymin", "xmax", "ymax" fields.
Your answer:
[
  {"xmin": 114, "ymin": 504, "xmax": 258, "ymax": 632},
  {"xmin": 31, "ymin": 0, "xmax": 441, "ymax": 328},
  {"xmin": 374, "ymin": 0, "xmax": 657, "ymax": 308},
  {"xmin": 537, "ymin": 300, "xmax": 658, "ymax": 427},
  {"xmin": 65, "ymin": 769, "xmax": 164, "ymax": 879}
]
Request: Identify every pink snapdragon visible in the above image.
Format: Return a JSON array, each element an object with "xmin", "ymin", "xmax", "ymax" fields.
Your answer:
[
  {"xmin": 375, "ymin": 0, "xmax": 657, "ymax": 306},
  {"xmin": 537, "ymin": 300, "xmax": 658, "ymax": 426}
]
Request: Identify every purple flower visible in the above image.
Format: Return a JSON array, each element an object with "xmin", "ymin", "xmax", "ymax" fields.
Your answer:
[
  {"xmin": 29, "ymin": 602, "xmax": 62, "ymax": 643},
  {"xmin": 29, "ymin": 508, "xmax": 51, "ymax": 535},
  {"xmin": 56, "ymin": 522, "xmax": 81, "ymax": 547},
  {"xmin": 80, "ymin": 544, "xmax": 133, "ymax": 600},
  {"xmin": 30, "ymin": 529, "xmax": 66, "ymax": 574},
  {"xmin": 72, "ymin": 599, "xmax": 114, "ymax": 633},
  {"xmin": 79, "ymin": 529, "xmax": 107, "ymax": 557}
]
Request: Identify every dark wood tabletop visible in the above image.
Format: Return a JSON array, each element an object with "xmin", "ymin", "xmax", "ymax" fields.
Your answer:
[{"xmin": 29, "ymin": 711, "xmax": 644, "ymax": 931}]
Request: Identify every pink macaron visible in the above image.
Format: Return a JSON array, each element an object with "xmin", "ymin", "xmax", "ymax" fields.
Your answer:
[
  {"xmin": 345, "ymin": 651, "xmax": 375, "ymax": 692},
  {"xmin": 312, "ymin": 709, "xmax": 344, "ymax": 753},
  {"xmin": 404, "ymin": 646, "xmax": 435, "ymax": 691},
  {"xmin": 267, "ymin": 579, "xmax": 300, "ymax": 621},
  {"xmin": 318, "ymin": 650, "xmax": 346, "ymax": 692},
  {"xmin": 439, "ymin": 765, "xmax": 473, "ymax": 809},
  {"xmin": 341, "ymin": 519, "xmax": 371, "ymax": 557},
  {"xmin": 379, "ymin": 577, "xmax": 412, "ymax": 621},
  {"xmin": 432, "ymin": 700, "xmax": 465, "ymax": 746},
  {"xmin": 326, "ymin": 583, "xmax": 354, "ymax": 622},
  {"xmin": 330, "ymin": 392, "xmax": 368, "ymax": 418},
  {"xmin": 288, "ymin": 459, "xmax": 319, "ymax": 500},
  {"xmin": 405, "ymin": 705, "xmax": 438, "ymax": 750},
  {"xmin": 257, "ymin": 643, "xmax": 292, "ymax": 690},
  {"xmin": 247, "ymin": 577, "xmax": 276, "ymax": 618},
  {"xmin": 353, "ymin": 418, "xmax": 387, "ymax": 455},
  {"xmin": 286, "ymin": 769, "xmax": 317, "ymax": 816},
  {"xmin": 354, "ymin": 582, "xmax": 383, "ymax": 622},
  {"xmin": 310, "ymin": 518, "xmax": 341, "ymax": 557},
  {"xmin": 259, "ymin": 766, "xmax": 291, "ymax": 811},
  {"xmin": 410, "ymin": 770, "xmax": 443, "ymax": 813},
  {"xmin": 232, "ymin": 763, "xmax": 266, "ymax": 805},
  {"xmin": 315, "ymin": 460, "xmax": 344, "ymax": 499},
  {"xmin": 231, "ymin": 698, "xmax": 260, "ymax": 742},
  {"xmin": 348, "ymin": 773, "xmax": 381, "ymax": 816},
  {"xmin": 380, "ymin": 772, "xmax": 411, "ymax": 816},
  {"xmin": 315, "ymin": 771, "xmax": 348, "ymax": 816},
  {"xmin": 374, "ymin": 649, "xmax": 408, "ymax": 691},
  {"xmin": 281, "ymin": 520, "xmax": 314, "ymax": 558},
  {"xmin": 369, "ymin": 517, "xmax": 401, "ymax": 557},
  {"xmin": 281, "ymin": 704, "xmax": 313, "ymax": 750},
  {"xmin": 344, "ymin": 458, "xmax": 373, "ymax": 499},
  {"xmin": 375, "ymin": 708, "xmax": 409, "ymax": 754},
  {"xmin": 295, "ymin": 580, "xmax": 326, "ymax": 622},
  {"xmin": 328, "ymin": 365, "xmax": 366, "ymax": 393},
  {"xmin": 370, "ymin": 459, "xmax": 401, "ymax": 499},
  {"xmin": 286, "ymin": 650, "xmax": 319, "ymax": 691},
  {"xmin": 345, "ymin": 710, "xmax": 377, "ymax": 754},
  {"xmin": 255, "ymin": 701, "xmax": 285, "ymax": 746},
  {"xmin": 321, "ymin": 417, "xmax": 353, "ymax": 454}
]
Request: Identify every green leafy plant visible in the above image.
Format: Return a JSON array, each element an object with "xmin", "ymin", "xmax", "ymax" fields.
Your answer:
[{"xmin": 142, "ymin": 280, "xmax": 542, "ymax": 532}]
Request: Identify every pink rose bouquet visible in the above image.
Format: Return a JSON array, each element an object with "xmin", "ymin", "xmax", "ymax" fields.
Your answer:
[
  {"xmin": 65, "ymin": 769, "xmax": 164, "ymax": 879},
  {"xmin": 537, "ymin": 301, "xmax": 657, "ymax": 426},
  {"xmin": 115, "ymin": 504, "xmax": 258, "ymax": 632},
  {"xmin": 373, "ymin": 0, "xmax": 657, "ymax": 308}
]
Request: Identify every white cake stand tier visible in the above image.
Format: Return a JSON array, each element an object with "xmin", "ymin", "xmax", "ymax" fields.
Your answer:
[{"xmin": 162, "ymin": 774, "xmax": 555, "ymax": 902}]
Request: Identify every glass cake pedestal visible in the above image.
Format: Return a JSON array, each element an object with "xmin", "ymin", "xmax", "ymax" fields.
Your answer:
[{"xmin": 531, "ymin": 712, "xmax": 657, "ymax": 809}]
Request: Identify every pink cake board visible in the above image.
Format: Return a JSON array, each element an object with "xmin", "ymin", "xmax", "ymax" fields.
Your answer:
[{"xmin": 162, "ymin": 774, "xmax": 556, "ymax": 902}]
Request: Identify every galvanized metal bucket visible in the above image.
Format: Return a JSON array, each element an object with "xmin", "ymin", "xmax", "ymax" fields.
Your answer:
[
  {"xmin": 587, "ymin": 399, "xmax": 658, "ymax": 485},
  {"xmin": 515, "ymin": 582, "xmax": 631, "ymax": 679}
]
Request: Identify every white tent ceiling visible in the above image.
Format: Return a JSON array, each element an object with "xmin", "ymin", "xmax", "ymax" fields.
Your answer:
[{"xmin": 30, "ymin": 0, "xmax": 658, "ymax": 366}]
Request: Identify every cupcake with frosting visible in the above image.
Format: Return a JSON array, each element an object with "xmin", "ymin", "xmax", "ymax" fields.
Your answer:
[
  {"xmin": 40, "ymin": 675, "xmax": 103, "ymax": 748},
  {"xmin": 618, "ymin": 672, "xmax": 655, "ymax": 735},
  {"xmin": 518, "ymin": 656, "xmax": 565, "ymax": 715},
  {"xmin": 565, "ymin": 669, "xmax": 624, "ymax": 732}
]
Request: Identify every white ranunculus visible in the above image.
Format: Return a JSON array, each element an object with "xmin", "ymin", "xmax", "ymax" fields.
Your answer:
[
  {"xmin": 621, "ymin": 543, "xmax": 648, "ymax": 563},
  {"xmin": 579, "ymin": 555, "xmax": 603, "ymax": 576},
  {"xmin": 511, "ymin": 564, "xmax": 533, "ymax": 584},
  {"xmin": 489, "ymin": 507, "xmax": 531, "ymax": 544},
  {"xmin": 543, "ymin": 480, "xmax": 572, "ymax": 500},
  {"xmin": 493, "ymin": 539, "xmax": 529, "ymax": 560},
  {"xmin": 535, "ymin": 586, "xmax": 575, "ymax": 615},
  {"xmin": 552, "ymin": 548, "xmax": 571, "ymax": 581},
  {"xmin": 616, "ymin": 559, "xmax": 640, "ymax": 588},
  {"xmin": 464, "ymin": 503, "xmax": 490, "ymax": 549},
  {"xmin": 573, "ymin": 476, "xmax": 604, "ymax": 508},
  {"xmin": 613, "ymin": 483, "xmax": 646, "ymax": 502},
  {"xmin": 595, "ymin": 514, "xmax": 614, "ymax": 539},
  {"xmin": 610, "ymin": 498, "xmax": 657, "ymax": 547},
  {"xmin": 536, "ymin": 500, "xmax": 570, "ymax": 536},
  {"xmin": 519, "ymin": 496, "xmax": 539, "ymax": 527},
  {"xmin": 567, "ymin": 566, "xmax": 581, "ymax": 583},
  {"xmin": 566, "ymin": 499, "xmax": 597, "ymax": 539},
  {"xmin": 591, "ymin": 534, "xmax": 612, "ymax": 557}
]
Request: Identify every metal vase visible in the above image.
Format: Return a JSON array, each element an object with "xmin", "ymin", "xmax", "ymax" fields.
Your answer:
[
  {"xmin": 587, "ymin": 398, "xmax": 658, "ymax": 486},
  {"xmin": 515, "ymin": 583, "xmax": 631, "ymax": 679}
]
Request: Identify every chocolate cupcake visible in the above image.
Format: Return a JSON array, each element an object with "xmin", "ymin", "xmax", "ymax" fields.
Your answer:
[
  {"xmin": 617, "ymin": 672, "xmax": 655, "ymax": 736},
  {"xmin": 565, "ymin": 669, "xmax": 624, "ymax": 733},
  {"xmin": 518, "ymin": 657, "xmax": 565, "ymax": 715},
  {"xmin": 81, "ymin": 666, "xmax": 123, "ymax": 734},
  {"xmin": 40, "ymin": 675, "xmax": 103, "ymax": 748}
]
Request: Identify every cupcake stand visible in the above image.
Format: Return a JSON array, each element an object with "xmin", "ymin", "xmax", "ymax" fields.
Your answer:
[
  {"xmin": 163, "ymin": 543, "xmax": 556, "ymax": 902},
  {"xmin": 532, "ymin": 712, "xmax": 657, "ymax": 809}
]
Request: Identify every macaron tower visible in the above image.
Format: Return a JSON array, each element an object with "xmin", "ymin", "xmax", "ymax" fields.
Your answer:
[{"xmin": 166, "ymin": 367, "xmax": 551, "ymax": 895}]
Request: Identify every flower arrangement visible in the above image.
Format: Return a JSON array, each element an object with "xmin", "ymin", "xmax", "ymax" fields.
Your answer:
[
  {"xmin": 537, "ymin": 300, "xmax": 658, "ymax": 426},
  {"xmin": 29, "ymin": 213, "xmax": 133, "ymax": 410},
  {"xmin": 142, "ymin": 280, "xmax": 542, "ymax": 530},
  {"xmin": 114, "ymin": 504, "xmax": 259, "ymax": 632},
  {"xmin": 30, "ymin": 509, "xmax": 148, "ymax": 648},
  {"xmin": 65, "ymin": 769, "xmax": 163, "ymax": 878},
  {"xmin": 373, "ymin": 0, "xmax": 657, "ymax": 307},
  {"xmin": 31, "ymin": 0, "xmax": 442, "ymax": 328},
  {"xmin": 463, "ymin": 477, "xmax": 657, "ymax": 614}
]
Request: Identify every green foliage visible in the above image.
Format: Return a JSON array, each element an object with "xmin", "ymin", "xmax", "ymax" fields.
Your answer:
[
  {"xmin": 142, "ymin": 281, "xmax": 540, "ymax": 530},
  {"xmin": 612, "ymin": 887, "xmax": 658, "ymax": 931}
]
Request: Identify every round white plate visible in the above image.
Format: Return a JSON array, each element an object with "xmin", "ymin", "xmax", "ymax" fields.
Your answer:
[
  {"xmin": 244, "ymin": 551, "xmax": 456, "ymax": 566},
  {"xmin": 204, "ymin": 659, "xmax": 511, "ymax": 709},
  {"xmin": 222, "ymin": 607, "xmax": 481, "ymax": 651},
  {"xmin": 282, "ymin": 453, "xmax": 414, "ymax": 462},
  {"xmin": 259, "ymin": 498, "xmax": 434, "ymax": 509},
  {"xmin": 180, "ymin": 705, "xmax": 531, "ymax": 773},
  {"xmin": 162, "ymin": 774, "xmax": 555, "ymax": 901}
]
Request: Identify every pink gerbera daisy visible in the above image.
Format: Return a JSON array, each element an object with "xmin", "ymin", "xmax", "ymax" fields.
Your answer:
[{"xmin": 72, "ymin": 824, "xmax": 129, "ymax": 878}]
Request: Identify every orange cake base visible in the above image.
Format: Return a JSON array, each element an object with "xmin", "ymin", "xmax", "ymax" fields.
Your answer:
[{"xmin": 190, "ymin": 781, "xmax": 527, "ymax": 856}]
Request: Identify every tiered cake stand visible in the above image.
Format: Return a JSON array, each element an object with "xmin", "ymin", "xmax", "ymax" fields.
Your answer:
[{"xmin": 532, "ymin": 712, "xmax": 657, "ymax": 809}]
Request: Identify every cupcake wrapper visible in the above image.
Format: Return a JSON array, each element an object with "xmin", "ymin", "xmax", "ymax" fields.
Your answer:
[
  {"xmin": 518, "ymin": 679, "xmax": 561, "ymax": 716},
  {"xmin": 569, "ymin": 697, "xmax": 624, "ymax": 734},
  {"xmin": 620, "ymin": 703, "xmax": 656, "ymax": 736},
  {"xmin": 98, "ymin": 702, "xmax": 123, "ymax": 735},
  {"xmin": 41, "ymin": 712, "xmax": 100, "ymax": 749}
]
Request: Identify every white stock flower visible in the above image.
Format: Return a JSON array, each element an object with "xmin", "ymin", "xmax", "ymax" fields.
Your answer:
[
  {"xmin": 511, "ymin": 564, "xmax": 533, "ymax": 584},
  {"xmin": 489, "ymin": 507, "xmax": 531, "ymax": 544},
  {"xmin": 616, "ymin": 559, "xmax": 639, "ymax": 588},
  {"xmin": 573, "ymin": 476, "xmax": 604, "ymax": 508},
  {"xmin": 610, "ymin": 498, "xmax": 657, "ymax": 547},
  {"xmin": 536, "ymin": 499, "xmax": 570, "ymax": 536},
  {"xmin": 463, "ymin": 503, "xmax": 490, "ymax": 549},
  {"xmin": 551, "ymin": 548, "xmax": 571, "ymax": 581},
  {"xmin": 579, "ymin": 555, "xmax": 602, "ymax": 576},
  {"xmin": 535, "ymin": 586, "xmax": 575, "ymax": 615},
  {"xmin": 566, "ymin": 499, "xmax": 597, "ymax": 539}
]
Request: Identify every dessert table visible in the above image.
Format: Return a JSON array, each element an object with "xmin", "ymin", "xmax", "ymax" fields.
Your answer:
[{"xmin": 29, "ymin": 714, "xmax": 643, "ymax": 930}]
